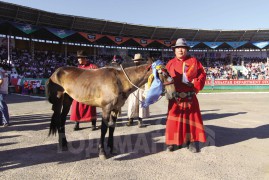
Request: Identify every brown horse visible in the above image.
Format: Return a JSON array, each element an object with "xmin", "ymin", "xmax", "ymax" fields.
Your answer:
[{"xmin": 46, "ymin": 59, "xmax": 176, "ymax": 160}]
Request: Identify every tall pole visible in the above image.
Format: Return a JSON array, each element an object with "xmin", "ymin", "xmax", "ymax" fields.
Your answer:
[
  {"xmin": 65, "ymin": 43, "xmax": 67, "ymax": 64},
  {"xmin": 7, "ymin": 35, "xmax": 10, "ymax": 66}
]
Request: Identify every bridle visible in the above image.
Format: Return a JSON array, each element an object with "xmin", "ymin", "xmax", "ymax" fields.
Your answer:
[
  {"xmin": 120, "ymin": 64, "xmax": 149, "ymax": 91},
  {"xmin": 154, "ymin": 64, "xmax": 174, "ymax": 86},
  {"xmin": 120, "ymin": 63, "xmax": 174, "ymax": 91},
  {"xmin": 120, "ymin": 62, "xmax": 175, "ymax": 104}
]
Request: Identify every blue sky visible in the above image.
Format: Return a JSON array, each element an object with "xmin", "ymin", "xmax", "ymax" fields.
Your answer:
[{"xmin": 1, "ymin": 0, "xmax": 269, "ymax": 30}]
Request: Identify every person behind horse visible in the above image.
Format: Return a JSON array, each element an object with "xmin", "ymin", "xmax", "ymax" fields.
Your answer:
[
  {"xmin": 111, "ymin": 55, "xmax": 122, "ymax": 67},
  {"xmin": 165, "ymin": 38, "xmax": 206, "ymax": 153},
  {"xmin": 0, "ymin": 69, "xmax": 10, "ymax": 127},
  {"xmin": 70, "ymin": 50, "xmax": 98, "ymax": 131},
  {"xmin": 126, "ymin": 53, "xmax": 150, "ymax": 128}
]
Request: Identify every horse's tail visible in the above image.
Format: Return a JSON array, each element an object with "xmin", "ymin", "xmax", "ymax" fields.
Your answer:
[
  {"xmin": 46, "ymin": 79, "xmax": 60, "ymax": 136},
  {"xmin": 45, "ymin": 78, "xmax": 54, "ymax": 104}
]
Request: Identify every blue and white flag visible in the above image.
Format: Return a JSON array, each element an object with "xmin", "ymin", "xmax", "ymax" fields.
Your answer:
[{"xmin": 141, "ymin": 60, "xmax": 164, "ymax": 108}]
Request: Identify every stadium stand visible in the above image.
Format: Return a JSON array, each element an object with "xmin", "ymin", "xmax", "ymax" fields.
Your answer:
[{"xmin": 0, "ymin": 1, "xmax": 269, "ymax": 94}]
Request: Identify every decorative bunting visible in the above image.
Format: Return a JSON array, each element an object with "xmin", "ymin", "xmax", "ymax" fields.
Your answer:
[
  {"xmin": 187, "ymin": 41, "xmax": 200, "ymax": 48},
  {"xmin": 226, "ymin": 41, "xmax": 248, "ymax": 49},
  {"xmin": 156, "ymin": 40, "xmax": 172, "ymax": 47},
  {"xmin": 106, "ymin": 35, "xmax": 130, "ymax": 45},
  {"xmin": 11, "ymin": 22, "xmax": 39, "ymax": 34},
  {"xmin": 171, "ymin": 39, "xmax": 177, "ymax": 46},
  {"xmin": 203, "ymin": 42, "xmax": 224, "ymax": 49},
  {"xmin": 133, "ymin": 38, "xmax": 154, "ymax": 47},
  {"xmin": 252, "ymin": 41, "xmax": 269, "ymax": 49},
  {"xmin": 78, "ymin": 32, "xmax": 104, "ymax": 42},
  {"xmin": 5, "ymin": 20, "xmax": 269, "ymax": 50},
  {"xmin": 46, "ymin": 27, "xmax": 75, "ymax": 39}
]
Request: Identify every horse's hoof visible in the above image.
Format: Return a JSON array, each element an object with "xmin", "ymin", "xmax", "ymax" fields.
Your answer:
[
  {"xmin": 99, "ymin": 148, "xmax": 107, "ymax": 160},
  {"xmin": 63, "ymin": 146, "xmax": 68, "ymax": 151},
  {"xmin": 110, "ymin": 149, "xmax": 118, "ymax": 155},
  {"xmin": 61, "ymin": 145, "xmax": 68, "ymax": 151},
  {"xmin": 99, "ymin": 154, "xmax": 107, "ymax": 160},
  {"xmin": 58, "ymin": 145, "xmax": 68, "ymax": 152}
]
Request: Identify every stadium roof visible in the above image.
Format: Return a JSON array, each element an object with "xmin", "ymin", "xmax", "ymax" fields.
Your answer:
[{"xmin": 1, "ymin": 1, "xmax": 269, "ymax": 43}]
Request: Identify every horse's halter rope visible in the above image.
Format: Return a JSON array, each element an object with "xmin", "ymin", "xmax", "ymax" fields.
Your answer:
[
  {"xmin": 120, "ymin": 64, "xmax": 168, "ymax": 104},
  {"xmin": 120, "ymin": 64, "xmax": 147, "ymax": 92}
]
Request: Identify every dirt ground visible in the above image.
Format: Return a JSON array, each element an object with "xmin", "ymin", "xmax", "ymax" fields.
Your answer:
[{"xmin": 0, "ymin": 93, "xmax": 269, "ymax": 180}]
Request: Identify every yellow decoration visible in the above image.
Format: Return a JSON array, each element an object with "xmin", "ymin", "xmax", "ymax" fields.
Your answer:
[{"xmin": 147, "ymin": 74, "xmax": 154, "ymax": 88}]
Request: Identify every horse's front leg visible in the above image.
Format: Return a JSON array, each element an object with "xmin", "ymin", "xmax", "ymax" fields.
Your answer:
[{"xmin": 58, "ymin": 126, "xmax": 67, "ymax": 151}]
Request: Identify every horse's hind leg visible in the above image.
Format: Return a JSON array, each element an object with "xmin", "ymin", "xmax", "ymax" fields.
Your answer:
[
  {"xmin": 108, "ymin": 110, "xmax": 118, "ymax": 154},
  {"xmin": 99, "ymin": 109, "xmax": 111, "ymax": 160},
  {"xmin": 58, "ymin": 94, "xmax": 73, "ymax": 151},
  {"xmin": 99, "ymin": 119, "xmax": 108, "ymax": 160}
]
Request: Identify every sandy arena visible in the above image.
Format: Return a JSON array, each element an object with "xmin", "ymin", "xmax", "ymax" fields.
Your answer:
[{"xmin": 0, "ymin": 93, "xmax": 269, "ymax": 180}]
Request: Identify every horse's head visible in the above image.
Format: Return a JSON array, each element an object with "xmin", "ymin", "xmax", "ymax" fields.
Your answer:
[
  {"xmin": 140, "ymin": 59, "xmax": 176, "ymax": 108},
  {"xmin": 152, "ymin": 62, "xmax": 176, "ymax": 100}
]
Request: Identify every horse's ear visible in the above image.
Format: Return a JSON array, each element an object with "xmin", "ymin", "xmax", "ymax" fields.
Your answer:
[{"xmin": 147, "ymin": 57, "xmax": 154, "ymax": 64}]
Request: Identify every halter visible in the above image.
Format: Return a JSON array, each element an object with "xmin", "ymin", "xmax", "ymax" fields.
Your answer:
[
  {"xmin": 120, "ymin": 64, "xmax": 148, "ymax": 91},
  {"xmin": 154, "ymin": 65, "xmax": 174, "ymax": 86},
  {"xmin": 120, "ymin": 63, "xmax": 174, "ymax": 90}
]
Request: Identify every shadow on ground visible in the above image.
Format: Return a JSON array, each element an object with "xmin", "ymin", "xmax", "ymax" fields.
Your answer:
[{"xmin": 1, "ymin": 108, "xmax": 268, "ymax": 171}]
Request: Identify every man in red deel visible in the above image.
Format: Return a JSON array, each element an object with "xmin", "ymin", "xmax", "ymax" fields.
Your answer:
[
  {"xmin": 165, "ymin": 38, "xmax": 207, "ymax": 153},
  {"xmin": 70, "ymin": 50, "xmax": 98, "ymax": 131}
]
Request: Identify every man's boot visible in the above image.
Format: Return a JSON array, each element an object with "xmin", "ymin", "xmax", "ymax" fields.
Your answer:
[
  {"xmin": 126, "ymin": 118, "xmax": 134, "ymax": 126},
  {"xmin": 74, "ymin": 122, "xmax": 79, "ymax": 131},
  {"xmin": 91, "ymin": 119, "xmax": 97, "ymax": 131},
  {"xmin": 138, "ymin": 118, "xmax": 144, "ymax": 128},
  {"xmin": 166, "ymin": 145, "xmax": 175, "ymax": 152},
  {"xmin": 188, "ymin": 142, "xmax": 201, "ymax": 153}
]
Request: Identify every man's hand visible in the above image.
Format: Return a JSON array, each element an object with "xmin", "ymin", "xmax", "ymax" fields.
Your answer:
[{"xmin": 186, "ymin": 82, "xmax": 194, "ymax": 88}]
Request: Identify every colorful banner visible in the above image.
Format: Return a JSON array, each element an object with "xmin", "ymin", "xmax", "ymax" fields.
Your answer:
[
  {"xmin": 226, "ymin": 41, "xmax": 248, "ymax": 49},
  {"xmin": 6, "ymin": 20, "xmax": 269, "ymax": 50},
  {"xmin": 78, "ymin": 32, "xmax": 104, "ymax": 42},
  {"xmin": 133, "ymin": 38, "xmax": 154, "ymax": 47},
  {"xmin": 11, "ymin": 22, "xmax": 40, "ymax": 34},
  {"xmin": 156, "ymin": 40, "xmax": 172, "ymax": 47},
  {"xmin": 252, "ymin": 41, "xmax": 269, "ymax": 49},
  {"xmin": 203, "ymin": 42, "xmax": 224, "ymax": 49},
  {"xmin": 46, "ymin": 27, "xmax": 75, "ymax": 39},
  {"xmin": 106, "ymin": 35, "xmax": 130, "ymax": 45},
  {"xmin": 205, "ymin": 80, "xmax": 269, "ymax": 85},
  {"xmin": 187, "ymin": 41, "xmax": 200, "ymax": 48}
]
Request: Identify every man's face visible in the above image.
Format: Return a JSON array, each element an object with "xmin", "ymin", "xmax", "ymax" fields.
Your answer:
[
  {"xmin": 174, "ymin": 47, "xmax": 188, "ymax": 60},
  {"xmin": 78, "ymin": 57, "xmax": 86, "ymax": 65}
]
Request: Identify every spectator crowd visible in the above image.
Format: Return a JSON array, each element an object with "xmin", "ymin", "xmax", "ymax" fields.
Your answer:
[{"xmin": 1, "ymin": 46, "xmax": 269, "ymax": 95}]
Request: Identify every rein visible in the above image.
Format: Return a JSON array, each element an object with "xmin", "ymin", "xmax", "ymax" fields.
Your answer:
[
  {"xmin": 119, "ymin": 63, "xmax": 169, "ymax": 104},
  {"xmin": 120, "ymin": 64, "xmax": 146, "ymax": 91}
]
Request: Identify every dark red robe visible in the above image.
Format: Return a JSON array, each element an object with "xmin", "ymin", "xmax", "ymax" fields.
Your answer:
[
  {"xmin": 70, "ymin": 63, "xmax": 98, "ymax": 122},
  {"xmin": 165, "ymin": 56, "xmax": 207, "ymax": 145}
]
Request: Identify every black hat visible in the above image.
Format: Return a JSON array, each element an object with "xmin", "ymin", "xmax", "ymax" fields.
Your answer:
[{"xmin": 77, "ymin": 50, "xmax": 88, "ymax": 58}]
